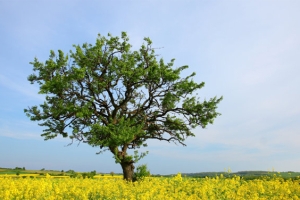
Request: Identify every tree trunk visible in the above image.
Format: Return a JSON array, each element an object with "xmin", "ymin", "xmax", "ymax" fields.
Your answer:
[{"xmin": 121, "ymin": 161, "xmax": 135, "ymax": 181}]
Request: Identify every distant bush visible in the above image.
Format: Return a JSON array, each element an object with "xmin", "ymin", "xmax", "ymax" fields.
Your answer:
[
  {"xmin": 81, "ymin": 173, "xmax": 89, "ymax": 178},
  {"xmin": 70, "ymin": 173, "xmax": 82, "ymax": 178},
  {"xmin": 81, "ymin": 171, "xmax": 97, "ymax": 179},
  {"xmin": 91, "ymin": 170, "xmax": 96, "ymax": 175},
  {"xmin": 66, "ymin": 170, "xmax": 75, "ymax": 174}
]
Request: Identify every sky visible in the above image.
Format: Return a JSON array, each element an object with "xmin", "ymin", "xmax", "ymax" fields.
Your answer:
[{"xmin": 0, "ymin": 0, "xmax": 299, "ymax": 175}]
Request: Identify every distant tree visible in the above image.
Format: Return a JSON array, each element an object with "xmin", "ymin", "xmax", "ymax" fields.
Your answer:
[
  {"xmin": 110, "ymin": 171, "xmax": 115, "ymax": 177},
  {"xmin": 25, "ymin": 32, "xmax": 222, "ymax": 181},
  {"xmin": 22, "ymin": 167, "xmax": 25, "ymax": 170}
]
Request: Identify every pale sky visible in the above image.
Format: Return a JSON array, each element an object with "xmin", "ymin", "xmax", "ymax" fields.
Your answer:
[{"xmin": 0, "ymin": 0, "xmax": 299, "ymax": 175}]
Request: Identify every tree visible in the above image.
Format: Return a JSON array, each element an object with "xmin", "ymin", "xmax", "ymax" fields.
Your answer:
[{"xmin": 25, "ymin": 32, "xmax": 222, "ymax": 181}]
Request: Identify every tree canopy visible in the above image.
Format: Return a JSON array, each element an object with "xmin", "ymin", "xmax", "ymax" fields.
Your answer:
[{"xmin": 25, "ymin": 32, "xmax": 222, "ymax": 180}]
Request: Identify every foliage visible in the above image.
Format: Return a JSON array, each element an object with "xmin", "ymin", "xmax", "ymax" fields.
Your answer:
[
  {"xmin": 70, "ymin": 172, "xmax": 82, "ymax": 178},
  {"xmin": 81, "ymin": 171, "xmax": 96, "ymax": 179},
  {"xmin": 134, "ymin": 164, "xmax": 150, "ymax": 181},
  {"xmin": 24, "ymin": 32, "xmax": 222, "ymax": 180}
]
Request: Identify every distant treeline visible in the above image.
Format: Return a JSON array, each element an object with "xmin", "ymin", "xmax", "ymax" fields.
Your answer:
[
  {"xmin": 179, "ymin": 171, "xmax": 300, "ymax": 180},
  {"xmin": 2, "ymin": 167, "xmax": 299, "ymax": 180}
]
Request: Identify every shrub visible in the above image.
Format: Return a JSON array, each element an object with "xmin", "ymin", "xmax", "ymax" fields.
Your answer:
[
  {"xmin": 70, "ymin": 173, "xmax": 82, "ymax": 178},
  {"xmin": 90, "ymin": 170, "xmax": 96, "ymax": 176},
  {"xmin": 133, "ymin": 164, "xmax": 150, "ymax": 181}
]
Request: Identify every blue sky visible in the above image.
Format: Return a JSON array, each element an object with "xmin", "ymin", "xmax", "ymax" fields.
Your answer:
[{"xmin": 0, "ymin": 0, "xmax": 299, "ymax": 175}]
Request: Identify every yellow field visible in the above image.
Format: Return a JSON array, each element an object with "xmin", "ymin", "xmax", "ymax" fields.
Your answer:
[{"xmin": 0, "ymin": 173, "xmax": 299, "ymax": 200}]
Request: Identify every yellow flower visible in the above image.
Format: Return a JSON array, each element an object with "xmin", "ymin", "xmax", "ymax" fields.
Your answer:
[{"xmin": 0, "ymin": 173, "xmax": 299, "ymax": 199}]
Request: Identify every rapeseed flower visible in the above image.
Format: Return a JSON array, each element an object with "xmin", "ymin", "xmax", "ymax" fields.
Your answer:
[{"xmin": 0, "ymin": 174, "xmax": 299, "ymax": 199}]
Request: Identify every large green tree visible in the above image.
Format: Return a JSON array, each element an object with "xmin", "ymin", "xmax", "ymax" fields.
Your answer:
[{"xmin": 25, "ymin": 32, "xmax": 222, "ymax": 180}]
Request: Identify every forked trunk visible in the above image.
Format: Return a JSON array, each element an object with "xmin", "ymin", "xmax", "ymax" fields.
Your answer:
[{"xmin": 121, "ymin": 161, "xmax": 135, "ymax": 181}]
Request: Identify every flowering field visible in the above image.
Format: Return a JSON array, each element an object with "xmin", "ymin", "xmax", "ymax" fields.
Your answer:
[{"xmin": 0, "ymin": 173, "xmax": 299, "ymax": 200}]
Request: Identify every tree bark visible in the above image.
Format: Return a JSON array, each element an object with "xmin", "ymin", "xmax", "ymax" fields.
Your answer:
[{"xmin": 121, "ymin": 161, "xmax": 135, "ymax": 181}]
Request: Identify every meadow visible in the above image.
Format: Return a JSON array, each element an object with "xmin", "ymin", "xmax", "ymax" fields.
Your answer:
[{"xmin": 1, "ymin": 171, "xmax": 300, "ymax": 199}]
